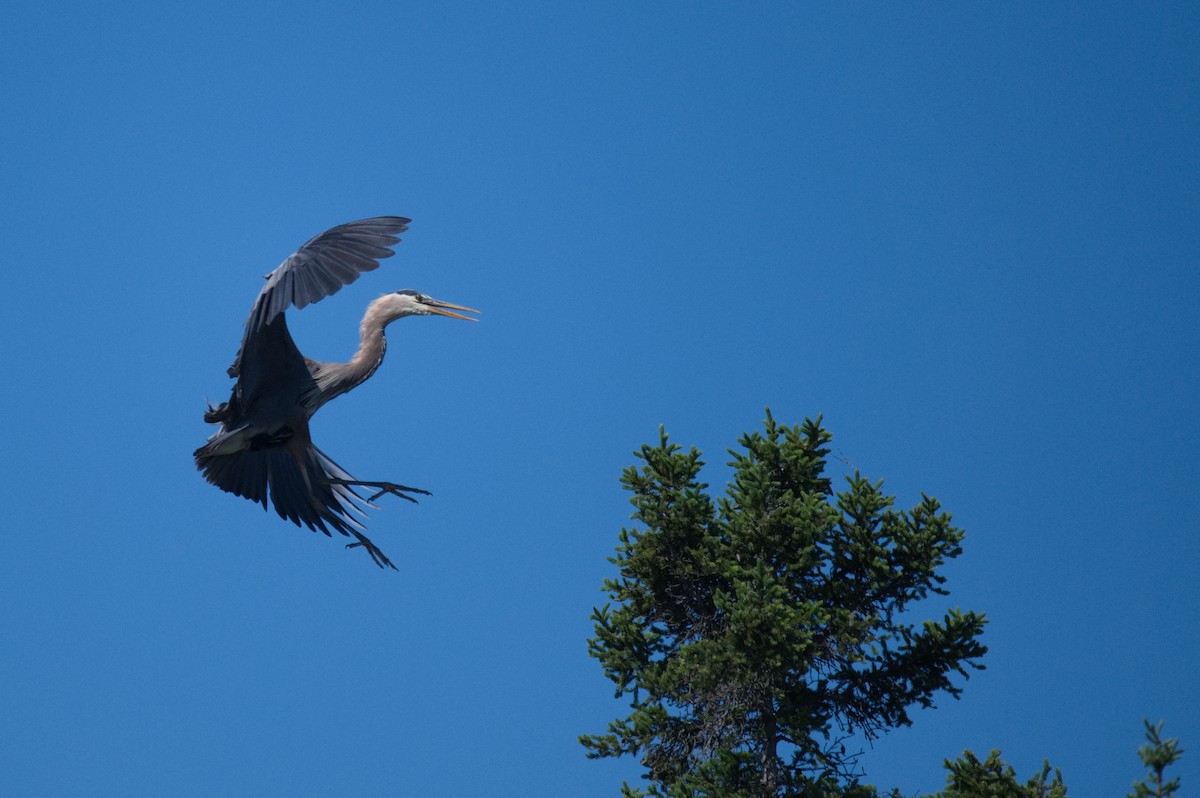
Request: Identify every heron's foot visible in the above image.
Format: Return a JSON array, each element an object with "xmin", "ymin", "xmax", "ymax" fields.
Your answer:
[
  {"xmin": 328, "ymin": 479, "xmax": 431, "ymax": 504},
  {"xmin": 346, "ymin": 532, "xmax": 397, "ymax": 570}
]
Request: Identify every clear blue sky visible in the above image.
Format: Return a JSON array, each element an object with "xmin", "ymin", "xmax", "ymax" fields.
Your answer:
[{"xmin": 2, "ymin": 2, "xmax": 1197, "ymax": 795}]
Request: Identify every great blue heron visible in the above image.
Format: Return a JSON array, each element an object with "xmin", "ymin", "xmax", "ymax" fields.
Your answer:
[{"xmin": 194, "ymin": 217, "xmax": 478, "ymax": 569}]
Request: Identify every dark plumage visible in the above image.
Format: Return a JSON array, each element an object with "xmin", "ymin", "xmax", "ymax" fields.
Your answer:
[{"xmin": 194, "ymin": 217, "xmax": 478, "ymax": 568}]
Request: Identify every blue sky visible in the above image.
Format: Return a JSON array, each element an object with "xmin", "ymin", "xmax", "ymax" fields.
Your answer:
[{"xmin": 2, "ymin": 2, "xmax": 1197, "ymax": 795}]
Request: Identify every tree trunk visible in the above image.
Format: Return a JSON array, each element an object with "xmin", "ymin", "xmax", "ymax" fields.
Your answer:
[{"xmin": 761, "ymin": 703, "xmax": 778, "ymax": 796}]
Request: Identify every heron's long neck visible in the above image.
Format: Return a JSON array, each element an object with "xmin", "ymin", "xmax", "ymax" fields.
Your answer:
[
  {"xmin": 349, "ymin": 301, "xmax": 391, "ymax": 379},
  {"xmin": 310, "ymin": 301, "xmax": 393, "ymax": 410}
]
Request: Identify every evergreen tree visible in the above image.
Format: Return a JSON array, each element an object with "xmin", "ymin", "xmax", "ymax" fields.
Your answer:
[
  {"xmin": 934, "ymin": 750, "xmax": 1066, "ymax": 798},
  {"xmin": 582, "ymin": 412, "xmax": 987, "ymax": 797},
  {"xmin": 933, "ymin": 719, "xmax": 1183, "ymax": 798},
  {"xmin": 1128, "ymin": 721, "xmax": 1183, "ymax": 798}
]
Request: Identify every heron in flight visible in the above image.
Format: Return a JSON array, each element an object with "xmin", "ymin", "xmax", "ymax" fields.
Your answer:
[{"xmin": 194, "ymin": 217, "xmax": 478, "ymax": 569}]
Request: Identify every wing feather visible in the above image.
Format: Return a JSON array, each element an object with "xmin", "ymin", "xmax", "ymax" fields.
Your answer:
[{"xmin": 229, "ymin": 216, "xmax": 411, "ymax": 377}]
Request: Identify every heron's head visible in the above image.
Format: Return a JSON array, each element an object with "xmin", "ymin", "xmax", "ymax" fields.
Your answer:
[{"xmin": 373, "ymin": 290, "xmax": 480, "ymax": 325}]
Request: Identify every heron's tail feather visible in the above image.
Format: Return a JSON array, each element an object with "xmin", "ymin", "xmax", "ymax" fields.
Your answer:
[
  {"xmin": 195, "ymin": 440, "xmax": 375, "ymax": 536},
  {"xmin": 263, "ymin": 444, "xmax": 371, "ymax": 536},
  {"xmin": 195, "ymin": 435, "xmax": 396, "ymax": 568},
  {"xmin": 194, "ymin": 442, "xmax": 270, "ymax": 508}
]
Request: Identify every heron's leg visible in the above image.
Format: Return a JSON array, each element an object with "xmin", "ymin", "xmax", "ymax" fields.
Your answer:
[
  {"xmin": 327, "ymin": 479, "xmax": 431, "ymax": 504},
  {"xmin": 345, "ymin": 531, "xmax": 398, "ymax": 570}
]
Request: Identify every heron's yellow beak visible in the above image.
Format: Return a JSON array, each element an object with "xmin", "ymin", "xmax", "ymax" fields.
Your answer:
[{"xmin": 425, "ymin": 298, "xmax": 480, "ymax": 322}]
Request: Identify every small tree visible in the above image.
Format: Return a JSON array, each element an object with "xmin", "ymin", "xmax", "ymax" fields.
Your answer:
[
  {"xmin": 933, "ymin": 719, "xmax": 1184, "ymax": 798},
  {"xmin": 582, "ymin": 412, "xmax": 987, "ymax": 797},
  {"xmin": 1128, "ymin": 720, "xmax": 1183, "ymax": 798},
  {"xmin": 935, "ymin": 750, "xmax": 1066, "ymax": 798}
]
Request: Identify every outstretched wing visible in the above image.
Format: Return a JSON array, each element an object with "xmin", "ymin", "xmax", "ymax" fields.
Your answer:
[{"xmin": 228, "ymin": 216, "xmax": 412, "ymax": 377}]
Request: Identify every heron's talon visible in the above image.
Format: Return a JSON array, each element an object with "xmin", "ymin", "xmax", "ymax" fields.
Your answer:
[
  {"xmin": 329, "ymin": 478, "xmax": 430, "ymax": 504},
  {"xmin": 346, "ymin": 539, "xmax": 396, "ymax": 570}
]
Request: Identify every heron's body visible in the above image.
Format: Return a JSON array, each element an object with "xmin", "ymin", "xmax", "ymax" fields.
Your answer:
[{"xmin": 194, "ymin": 217, "xmax": 478, "ymax": 568}]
